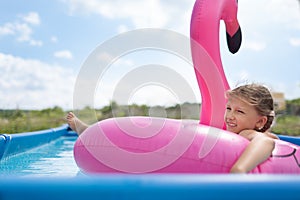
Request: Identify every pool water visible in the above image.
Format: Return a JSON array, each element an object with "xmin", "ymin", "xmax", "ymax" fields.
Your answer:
[
  {"xmin": 0, "ymin": 129, "xmax": 300, "ymax": 200},
  {"xmin": 0, "ymin": 136, "xmax": 80, "ymax": 177}
]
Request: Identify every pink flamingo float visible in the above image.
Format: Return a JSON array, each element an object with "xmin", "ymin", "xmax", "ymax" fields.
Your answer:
[{"xmin": 74, "ymin": 0, "xmax": 300, "ymax": 174}]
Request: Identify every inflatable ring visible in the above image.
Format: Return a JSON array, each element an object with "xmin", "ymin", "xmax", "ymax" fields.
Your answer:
[{"xmin": 74, "ymin": 0, "xmax": 300, "ymax": 174}]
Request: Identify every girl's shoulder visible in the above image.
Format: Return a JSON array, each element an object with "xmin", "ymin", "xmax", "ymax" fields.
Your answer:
[
  {"xmin": 266, "ymin": 132, "xmax": 279, "ymax": 140},
  {"xmin": 239, "ymin": 130, "xmax": 258, "ymax": 141},
  {"xmin": 239, "ymin": 130, "xmax": 279, "ymax": 141}
]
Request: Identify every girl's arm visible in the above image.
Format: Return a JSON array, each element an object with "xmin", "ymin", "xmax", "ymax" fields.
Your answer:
[{"xmin": 230, "ymin": 132, "xmax": 275, "ymax": 173}]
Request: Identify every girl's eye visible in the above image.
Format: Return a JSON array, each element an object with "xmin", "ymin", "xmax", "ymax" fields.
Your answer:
[
  {"xmin": 226, "ymin": 107, "xmax": 231, "ymax": 111},
  {"xmin": 237, "ymin": 110, "xmax": 245, "ymax": 114}
]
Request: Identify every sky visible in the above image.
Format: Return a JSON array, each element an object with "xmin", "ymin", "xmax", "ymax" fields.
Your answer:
[{"xmin": 0, "ymin": 0, "xmax": 299, "ymax": 110}]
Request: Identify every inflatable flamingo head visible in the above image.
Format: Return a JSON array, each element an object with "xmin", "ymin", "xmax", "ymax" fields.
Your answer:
[{"xmin": 190, "ymin": 0, "xmax": 242, "ymax": 129}]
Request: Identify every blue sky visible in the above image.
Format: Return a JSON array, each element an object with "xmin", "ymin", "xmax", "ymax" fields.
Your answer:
[{"xmin": 0, "ymin": 0, "xmax": 299, "ymax": 110}]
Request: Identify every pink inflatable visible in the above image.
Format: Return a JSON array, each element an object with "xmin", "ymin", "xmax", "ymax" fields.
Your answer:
[
  {"xmin": 73, "ymin": 0, "xmax": 300, "ymax": 174},
  {"xmin": 74, "ymin": 117, "xmax": 300, "ymax": 173},
  {"xmin": 190, "ymin": 0, "xmax": 241, "ymax": 129}
]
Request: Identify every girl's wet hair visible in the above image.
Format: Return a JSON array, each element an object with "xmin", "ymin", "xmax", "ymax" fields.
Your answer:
[{"xmin": 226, "ymin": 84, "xmax": 275, "ymax": 132}]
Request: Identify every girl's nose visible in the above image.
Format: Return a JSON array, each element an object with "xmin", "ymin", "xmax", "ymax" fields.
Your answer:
[{"xmin": 226, "ymin": 111, "xmax": 235, "ymax": 120}]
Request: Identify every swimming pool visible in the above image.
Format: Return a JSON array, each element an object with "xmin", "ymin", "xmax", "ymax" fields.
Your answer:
[
  {"xmin": 0, "ymin": 125, "xmax": 79, "ymax": 176},
  {"xmin": 0, "ymin": 135, "xmax": 79, "ymax": 177},
  {"xmin": 1, "ymin": 125, "xmax": 300, "ymax": 200}
]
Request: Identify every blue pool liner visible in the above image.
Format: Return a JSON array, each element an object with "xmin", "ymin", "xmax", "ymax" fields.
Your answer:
[
  {"xmin": 0, "ymin": 125, "xmax": 300, "ymax": 200},
  {"xmin": 0, "ymin": 174, "xmax": 300, "ymax": 200},
  {"xmin": 0, "ymin": 124, "xmax": 69, "ymax": 160},
  {"xmin": 278, "ymin": 134, "xmax": 300, "ymax": 146}
]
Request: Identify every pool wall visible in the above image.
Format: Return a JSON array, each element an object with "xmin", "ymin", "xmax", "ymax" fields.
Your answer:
[
  {"xmin": 0, "ymin": 126, "xmax": 300, "ymax": 199},
  {"xmin": 0, "ymin": 124, "xmax": 70, "ymax": 160},
  {"xmin": 1, "ymin": 174, "xmax": 300, "ymax": 200},
  {"xmin": 278, "ymin": 134, "xmax": 300, "ymax": 146}
]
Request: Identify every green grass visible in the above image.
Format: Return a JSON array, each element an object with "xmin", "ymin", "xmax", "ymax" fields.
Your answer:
[
  {"xmin": 0, "ymin": 107, "xmax": 66, "ymax": 134},
  {"xmin": 1, "ymin": 104, "xmax": 300, "ymax": 136}
]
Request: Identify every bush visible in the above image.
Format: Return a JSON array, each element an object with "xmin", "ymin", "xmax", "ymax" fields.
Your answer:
[{"xmin": 272, "ymin": 115, "xmax": 300, "ymax": 136}]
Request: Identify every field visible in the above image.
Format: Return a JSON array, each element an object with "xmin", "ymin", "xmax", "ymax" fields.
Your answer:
[{"xmin": 1, "ymin": 100, "xmax": 300, "ymax": 136}]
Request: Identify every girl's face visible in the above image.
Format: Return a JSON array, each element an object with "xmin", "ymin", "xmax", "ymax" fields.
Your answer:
[{"xmin": 224, "ymin": 96, "xmax": 265, "ymax": 134}]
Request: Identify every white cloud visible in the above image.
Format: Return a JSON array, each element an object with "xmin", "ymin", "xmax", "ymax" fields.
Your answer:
[
  {"xmin": 29, "ymin": 39, "xmax": 43, "ymax": 46},
  {"xmin": 61, "ymin": 0, "xmax": 300, "ymax": 35},
  {"xmin": 91, "ymin": 48, "xmax": 201, "ymax": 108},
  {"xmin": 54, "ymin": 50, "xmax": 73, "ymax": 59},
  {"xmin": 15, "ymin": 23, "xmax": 32, "ymax": 41},
  {"xmin": 51, "ymin": 36, "xmax": 58, "ymax": 43},
  {"xmin": 239, "ymin": 0, "xmax": 300, "ymax": 29},
  {"xmin": 20, "ymin": 12, "xmax": 41, "ymax": 25},
  {"xmin": 0, "ymin": 23, "xmax": 15, "ymax": 36},
  {"xmin": 63, "ymin": 0, "xmax": 166, "ymax": 27},
  {"xmin": 289, "ymin": 37, "xmax": 300, "ymax": 46},
  {"xmin": 0, "ymin": 12, "xmax": 43, "ymax": 46},
  {"xmin": 265, "ymin": 0, "xmax": 300, "ymax": 30},
  {"xmin": 62, "ymin": 0, "xmax": 191, "ymax": 34},
  {"xmin": 237, "ymin": 0, "xmax": 300, "ymax": 52},
  {"xmin": 127, "ymin": 84, "xmax": 181, "ymax": 106},
  {"xmin": 117, "ymin": 25, "xmax": 129, "ymax": 34},
  {"xmin": 0, "ymin": 53, "xmax": 76, "ymax": 109}
]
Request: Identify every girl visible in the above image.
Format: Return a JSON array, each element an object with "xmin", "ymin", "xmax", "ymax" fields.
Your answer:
[
  {"xmin": 225, "ymin": 84, "xmax": 278, "ymax": 173},
  {"xmin": 67, "ymin": 83, "xmax": 279, "ymax": 173}
]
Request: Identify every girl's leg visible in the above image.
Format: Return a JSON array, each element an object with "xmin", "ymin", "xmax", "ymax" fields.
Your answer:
[{"xmin": 66, "ymin": 112, "xmax": 89, "ymax": 135}]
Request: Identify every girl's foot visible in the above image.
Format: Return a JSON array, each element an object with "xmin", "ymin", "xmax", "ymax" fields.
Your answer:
[{"xmin": 66, "ymin": 112, "xmax": 89, "ymax": 135}]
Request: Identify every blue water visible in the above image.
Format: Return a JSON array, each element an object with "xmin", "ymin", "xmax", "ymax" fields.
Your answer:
[
  {"xmin": 0, "ymin": 136, "xmax": 79, "ymax": 177},
  {"xmin": 1, "ymin": 134, "xmax": 300, "ymax": 200}
]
